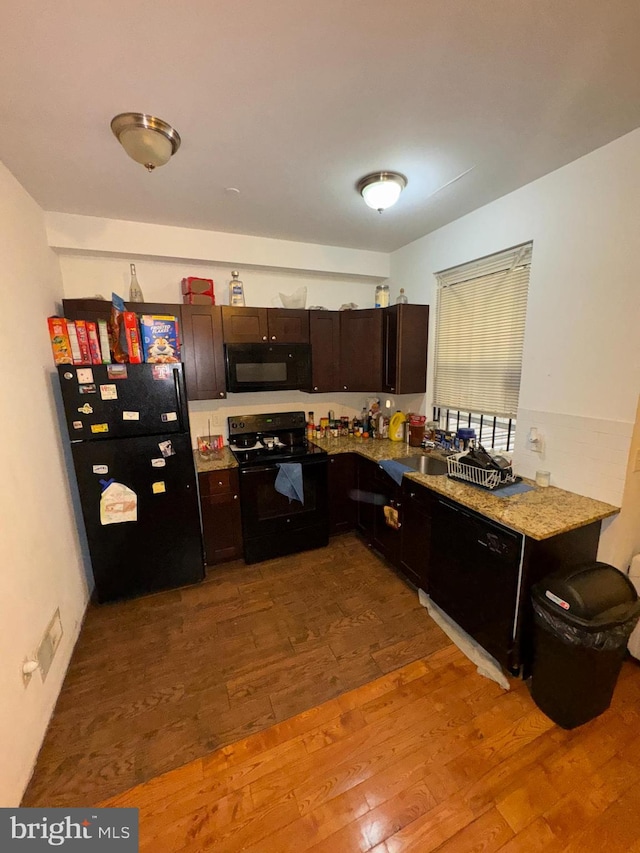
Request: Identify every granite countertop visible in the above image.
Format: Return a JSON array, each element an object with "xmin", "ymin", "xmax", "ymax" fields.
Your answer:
[
  {"xmin": 192, "ymin": 437, "xmax": 619, "ymax": 541},
  {"xmin": 193, "ymin": 447, "xmax": 238, "ymax": 473},
  {"xmin": 314, "ymin": 436, "xmax": 619, "ymax": 541}
]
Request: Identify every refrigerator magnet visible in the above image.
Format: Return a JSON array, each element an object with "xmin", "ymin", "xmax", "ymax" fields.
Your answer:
[
  {"xmin": 92, "ymin": 464, "xmax": 109, "ymax": 474},
  {"xmin": 72, "ymin": 420, "xmax": 83, "ymax": 430},
  {"xmin": 76, "ymin": 367, "xmax": 94, "ymax": 384},
  {"xmin": 77, "ymin": 403, "xmax": 93, "ymax": 415},
  {"xmin": 152, "ymin": 365, "xmax": 172, "ymax": 381},
  {"xmin": 100, "ymin": 482, "xmax": 137, "ymax": 525},
  {"xmin": 158, "ymin": 440, "xmax": 175, "ymax": 458},
  {"xmin": 100, "ymin": 384, "xmax": 118, "ymax": 400},
  {"xmin": 161, "ymin": 412, "xmax": 178, "ymax": 422},
  {"xmin": 91, "ymin": 423, "xmax": 109, "ymax": 434},
  {"xmin": 152, "ymin": 481, "xmax": 166, "ymax": 495},
  {"xmin": 151, "ymin": 458, "xmax": 166, "ymax": 468},
  {"xmin": 107, "ymin": 364, "xmax": 128, "ymax": 380},
  {"xmin": 122, "ymin": 411, "xmax": 140, "ymax": 421},
  {"xmin": 79, "ymin": 384, "xmax": 97, "ymax": 394}
]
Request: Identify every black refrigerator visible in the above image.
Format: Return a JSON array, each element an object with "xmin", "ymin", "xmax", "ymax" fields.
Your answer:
[{"xmin": 58, "ymin": 363, "xmax": 204, "ymax": 603}]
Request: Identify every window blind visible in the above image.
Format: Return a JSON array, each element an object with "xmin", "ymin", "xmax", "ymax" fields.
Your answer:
[{"xmin": 433, "ymin": 243, "xmax": 532, "ymax": 418}]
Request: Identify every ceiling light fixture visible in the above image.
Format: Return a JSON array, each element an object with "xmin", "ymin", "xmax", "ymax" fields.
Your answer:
[
  {"xmin": 110, "ymin": 112, "xmax": 181, "ymax": 172},
  {"xmin": 357, "ymin": 171, "xmax": 407, "ymax": 213}
]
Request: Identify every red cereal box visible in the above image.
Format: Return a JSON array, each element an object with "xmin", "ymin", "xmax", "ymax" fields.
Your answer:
[{"xmin": 123, "ymin": 312, "xmax": 143, "ymax": 363}]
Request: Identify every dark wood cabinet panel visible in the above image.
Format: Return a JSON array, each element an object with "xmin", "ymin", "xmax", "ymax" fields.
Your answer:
[
  {"xmin": 62, "ymin": 298, "xmax": 182, "ymax": 326},
  {"xmin": 356, "ymin": 455, "xmax": 377, "ymax": 538},
  {"xmin": 339, "ymin": 309, "xmax": 383, "ymax": 391},
  {"xmin": 399, "ymin": 480, "xmax": 432, "ymax": 589},
  {"xmin": 221, "ymin": 307, "xmax": 309, "ymax": 343},
  {"xmin": 267, "ymin": 309, "xmax": 309, "ymax": 343},
  {"xmin": 383, "ymin": 304, "xmax": 429, "ymax": 394},
  {"xmin": 199, "ymin": 468, "xmax": 243, "ymax": 564},
  {"xmin": 221, "ymin": 307, "xmax": 269, "ymax": 343},
  {"xmin": 328, "ymin": 453, "xmax": 357, "ymax": 535},
  {"xmin": 181, "ymin": 305, "xmax": 226, "ymax": 400},
  {"xmin": 308, "ymin": 311, "xmax": 341, "ymax": 392}
]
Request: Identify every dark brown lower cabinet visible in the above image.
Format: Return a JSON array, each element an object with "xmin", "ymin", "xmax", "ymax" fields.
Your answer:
[
  {"xmin": 356, "ymin": 455, "xmax": 377, "ymax": 538},
  {"xmin": 399, "ymin": 480, "xmax": 432, "ymax": 589},
  {"xmin": 371, "ymin": 464, "xmax": 403, "ymax": 566},
  {"xmin": 199, "ymin": 468, "xmax": 243, "ymax": 564},
  {"xmin": 327, "ymin": 453, "xmax": 357, "ymax": 535}
]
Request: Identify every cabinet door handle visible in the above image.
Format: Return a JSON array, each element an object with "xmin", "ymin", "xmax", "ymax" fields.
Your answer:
[
  {"xmin": 219, "ymin": 391, "xmax": 225, "ymax": 397},
  {"xmin": 262, "ymin": 335, "xmax": 267, "ymax": 341},
  {"xmin": 271, "ymin": 335, "xmax": 277, "ymax": 340},
  {"xmin": 410, "ymin": 492, "xmax": 416, "ymax": 498},
  {"xmin": 343, "ymin": 385, "xmax": 348, "ymax": 390},
  {"xmin": 314, "ymin": 386, "xmax": 318, "ymax": 391},
  {"xmin": 389, "ymin": 387, "xmax": 395, "ymax": 392},
  {"xmin": 233, "ymin": 494, "xmax": 238, "ymax": 499}
]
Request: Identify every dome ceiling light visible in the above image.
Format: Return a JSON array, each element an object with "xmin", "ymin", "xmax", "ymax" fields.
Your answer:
[
  {"xmin": 110, "ymin": 112, "xmax": 181, "ymax": 172},
  {"xmin": 357, "ymin": 171, "xmax": 407, "ymax": 213}
]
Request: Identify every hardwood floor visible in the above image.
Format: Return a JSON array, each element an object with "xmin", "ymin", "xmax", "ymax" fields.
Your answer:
[
  {"xmin": 22, "ymin": 534, "xmax": 450, "ymax": 807},
  {"xmin": 99, "ymin": 647, "xmax": 640, "ymax": 852}
]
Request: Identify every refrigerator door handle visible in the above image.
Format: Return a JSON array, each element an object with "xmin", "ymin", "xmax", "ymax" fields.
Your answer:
[{"xmin": 173, "ymin": 367, "xmax": 186, "ymax": 432}]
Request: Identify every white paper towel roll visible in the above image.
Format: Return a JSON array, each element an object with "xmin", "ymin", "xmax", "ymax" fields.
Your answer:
[{"xmin": 627, "ymin": 555, "xmax": 640, "ymax": 659}]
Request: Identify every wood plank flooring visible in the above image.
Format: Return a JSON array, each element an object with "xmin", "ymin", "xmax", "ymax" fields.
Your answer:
[
  {"xmin": 100, "ymin": 647, "xmax": 640, "ymax": 853},
  {"xmin": 22, "ymin": 534, "xmax": 450, "ymax": 807}
]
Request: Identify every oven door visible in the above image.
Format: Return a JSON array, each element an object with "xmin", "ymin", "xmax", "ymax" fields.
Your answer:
[
  {"xmin": 239, "ymin": 456, "xmax": 329, "ymax": 563},
  {"xmin": 225, "ymin": 343, "xmax": 311, "ymax": 392}
]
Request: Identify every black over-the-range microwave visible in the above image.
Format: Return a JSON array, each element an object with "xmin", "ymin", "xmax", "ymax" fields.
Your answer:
[{"xmin": 224, "ymin": 343, "xmax": 311, "ymax": 393}]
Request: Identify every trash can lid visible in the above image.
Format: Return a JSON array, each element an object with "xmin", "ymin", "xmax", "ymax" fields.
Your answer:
[{"xmin": 532, "ymin": 562, "xmax": 638, "ymax": 625}]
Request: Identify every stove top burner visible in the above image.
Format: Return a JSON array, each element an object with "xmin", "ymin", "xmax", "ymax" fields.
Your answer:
[{"xmin": 227, "ymin": 410, "xmax": 327, "ymax": 468}]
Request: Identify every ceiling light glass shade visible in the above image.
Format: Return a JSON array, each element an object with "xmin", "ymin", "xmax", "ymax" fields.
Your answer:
[
  {"xmin": 111, "ymin": 113, "xmax": 181, "ymax": 172},
  {"xmin": 357, "ymin": 172, "xmax": 407, "ymax": 212}
]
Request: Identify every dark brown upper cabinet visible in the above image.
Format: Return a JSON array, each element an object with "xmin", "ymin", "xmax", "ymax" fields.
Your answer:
[
  {"xmin": 222, "ymin": 306, "xmax": 309, "ymax": 343},
  {"xmin": 181, "ymin": 305, "xmax": 226, "ymax": 400},
  {"xmin": 339, "ymin": 308, "xmax": 383, "ymax": 392},
  {"xmin": 383, "ymin": 303, "xmax": 429, "ymax": 395},
  {"xmin": 308, "ymin": 310, "xmax": 341, "ymax": 392},
  {"xmin": 62, "ymin": 298, "xmax": 182, "ymax": 326}
]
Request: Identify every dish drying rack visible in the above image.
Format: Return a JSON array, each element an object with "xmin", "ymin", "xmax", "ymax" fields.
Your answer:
[{"xmin": 447, "ymin": 452, "xmax": 518, "ymax": 491}]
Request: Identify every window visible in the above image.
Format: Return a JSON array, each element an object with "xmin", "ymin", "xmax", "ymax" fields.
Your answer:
[{"xmin": 433, "ymin": 243, "xmax": 532, "ymax": 450}]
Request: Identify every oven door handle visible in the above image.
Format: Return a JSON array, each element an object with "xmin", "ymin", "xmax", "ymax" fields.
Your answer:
[{"xmin": 239, "ymin": 458, "xmax": 328, "ymax": 476}]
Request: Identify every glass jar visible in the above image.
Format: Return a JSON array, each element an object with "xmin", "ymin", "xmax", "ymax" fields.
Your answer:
[{"xmin": 375, "ymin": 283, "xmax": 390, "ymax": 308}]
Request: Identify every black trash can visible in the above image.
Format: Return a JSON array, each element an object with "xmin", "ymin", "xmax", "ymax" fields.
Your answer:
[{"xmin": 530, "ymin": 562, "xmax": 640, "ymax": 729}]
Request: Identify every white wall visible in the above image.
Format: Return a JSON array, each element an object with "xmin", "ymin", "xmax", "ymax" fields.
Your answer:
[
  {"xmin": 391, "ymin": 128, "xmax": 640, "ymax": 565},
  {"xmin": 0, "ymin": 163, "xmax": 90, "ymax": 806}
]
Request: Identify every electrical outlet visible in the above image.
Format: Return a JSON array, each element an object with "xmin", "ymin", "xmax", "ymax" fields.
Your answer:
[{"xmin": 210, "ymin": 414, "xmax": 221, "ymax": 428}]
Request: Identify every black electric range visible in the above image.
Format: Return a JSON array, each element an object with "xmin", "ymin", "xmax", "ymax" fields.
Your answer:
[{"xmin": 227, "ymin": 411, "xmax": 329, "ymax": 563}]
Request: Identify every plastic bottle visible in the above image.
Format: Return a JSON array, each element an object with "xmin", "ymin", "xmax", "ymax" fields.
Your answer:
[
  {"xmin": 229, "ymin": 270, "xmax": 246, "ymax": 307},
  {"xmin": 375, "ymin": 283, "xmax": 390, "ymax": 308},
  {"xmin": 396, "ymin": 288, "xmax": 408, "ymax": 304},
  {"xmin": 128, "ymin": 263, "xmax": 144, "ymax": 303}
]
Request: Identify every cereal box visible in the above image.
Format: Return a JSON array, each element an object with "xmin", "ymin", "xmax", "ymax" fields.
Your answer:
[
  {"xmin": 140, "ymin": 315, "xmax": 181, "ymax": 363},
  {"xmin": 47, "ymin": 316, "xmax": 73, "ymax": 365},
  {"xmin": 123, "ymin": 312, "xmax": 143, "ymax": 363}
]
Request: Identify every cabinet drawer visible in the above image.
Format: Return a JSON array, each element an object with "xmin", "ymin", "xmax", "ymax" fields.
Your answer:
[{"xmin": 199, "ymin": 468, "xmax": 237, "ymax": 496}]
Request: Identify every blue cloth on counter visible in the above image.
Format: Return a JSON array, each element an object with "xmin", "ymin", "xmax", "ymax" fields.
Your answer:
[
  {"xmin": 378, "ymin": 459, "xmax": 413, "ymax": 486},
  {"xmin": 275, "ymin": 462, "xmax": 304, "ymax": 504},
  {"xmin": 493, "ymin": 481, "xmax": 535, "ymax": 498}
]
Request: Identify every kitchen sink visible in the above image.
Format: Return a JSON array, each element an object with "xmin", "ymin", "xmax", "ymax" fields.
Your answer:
[{"xmin": 402, "ymin": 454, "xmax": 448, "ymax": 475}]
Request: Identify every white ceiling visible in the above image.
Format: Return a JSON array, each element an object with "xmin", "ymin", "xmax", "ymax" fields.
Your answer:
[{"xmin": 1, "ymin": 1, "xmax": 640, "ymax": 252}]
